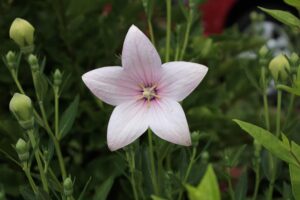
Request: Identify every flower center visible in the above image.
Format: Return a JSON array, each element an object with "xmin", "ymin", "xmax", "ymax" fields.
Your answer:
[{"xmin": 139, "ymin": 84, "xmax": 159, "ymax": 103}]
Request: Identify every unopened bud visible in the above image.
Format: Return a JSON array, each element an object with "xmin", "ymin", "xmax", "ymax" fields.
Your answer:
[
  {"xmin": 201, "ymin": 151, "xmax": 209, "ymax": 162},
  {"xmin": 53, "ymin": 69, "xmax": 62, "ymax": 86},
  {"xmin": 9, "ymin": 18, "xmax": 34, "ymax": 53},
  {"xmin": 5, "ymin": 51, "xmax": 17, "ymax": 70},
  {"xmin": 9, "ymin": 93, "xmax": 34, "ymax": 130},
  {"xmin": 269, "ymin": 54, "xmax": 290, "ymax": 82},
  {"xmin": 63, "ymin": 177, "xmax": 73, "ymax": 197},
  {"xmin": 290, "ymin": 53, "xmax": 299, "ymax": 65},
  {"xmin": 15, "ymin": 138, "xmax": 30, "ymax": 162},
  {"xmin": 259, "ymin": 45, "xmax": 268, "ymax": 58},
  {"xmin": 27, "ymin": 54, "xmax": 39, "ymax": 72},
  {"xmin": 191, "ymin": 131, "xmax": 201, "ymax": 147}
]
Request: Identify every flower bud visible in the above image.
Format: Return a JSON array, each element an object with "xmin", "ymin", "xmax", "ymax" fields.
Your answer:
[
  {"xmin": 191, "ymin": 131, "xmax": 201, "ymax": 147},
  {"xmin": 63, "ymin": 177, "xmax": 73, "ymax": 197},
  {"xmin": 201, "ymin": 151, "xmax": 209, "ymax": 162},
  {"xmin": 5, "ymin": 51, "xmax": 17, "ymax": 70},
  {"xmin": 15, "ymin": 138, "xmax": 30, "ymax": 162},
  {"xmin": 9, "ymin": 18, "xmax": 34, "ymax": 53},
  {"xmin": 27, "ymin": 54, "xmax": 39, "ymax": 72},
  {"xmin": 290, "ymin": 52, "xmax": 299, "ymax": 65},
  {"xmin": 269, "ymin": 54, "xmax": 290, "ymax": 82},
  {"xmin": 9, "ymin": 93, "xmax": 34, "ymax": 130},
  {"xmin": 53, "ymin": 69, "xmax": 62, "ymax": 87},
  {"xmin": 259, "ymin": 45, "xmax": 268, "ymax": 58}
]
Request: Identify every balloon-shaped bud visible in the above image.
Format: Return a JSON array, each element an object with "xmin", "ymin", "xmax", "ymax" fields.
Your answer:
[
  {"xmin": 9, "ymin": 93, "xmax": 34, "ymax": 129},
  {"xmin": 15, "ymin": 138, "xmax": 30, "ymax": 162},
  {"xmin": 9, "ymin": 18, "xmax": 35, "ymax": 53},
  {"xmin": 269, "ymin": 54, "xmax": 290, "ymax": 82},
  {"xmin": 27, "ymin": 54, "xmax": 39, "ymax": 72},
  {"xmin": 259, "ymin": 45, "xmax": 268, "ymax": 58},
  {"xmin": 63, "ymin": 177, "xmax": 73, "ymax": 197},
  {"xmin": 53, "ymin": 69, "xmax": 62, "ymax": 87},
  {"xmin": 5, "ymin": 51, "xmax": 17, "ymax": 70}
]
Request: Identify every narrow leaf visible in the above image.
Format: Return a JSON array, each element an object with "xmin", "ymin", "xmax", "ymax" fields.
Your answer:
[
  {"xmin": 78, "ymin": 177, "xmax": 92, "ymax": 200},
  {"xmin": 93, "ymin": 177, "xmax": 114, "ymax": 200},
  {"xmin": 233, "ymin": 119, "xmax": 299, "ymax": 166},
  {"xmin": 289, "ymin": 163, "xmax": 300, "ymax": 199},
  {"xmin": 59, "ymin": 95, "xmax": 79, "ymax": 139},
  {"xmin": 277, "ymin": 84, "xmax": 300, "ymax": 96},
  {"xmin": 284, "ymin": 0, "xmax": 300, "ymax": 9},
  {"xmin": 259, "ymin": 7, "xmax": 300, "ymax": 29},
  {"xmin": 186, "ymin": 164, "xmax": 220, "ymax": 200}
]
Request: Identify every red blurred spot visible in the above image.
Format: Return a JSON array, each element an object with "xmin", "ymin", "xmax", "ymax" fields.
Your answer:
[
  {"xmin": 102, "ymin": 3, "xmax": 112, "ymax": 16},
  {"xmin": 200, "ymin": 0, "xmax": 236, "ymax": 35}
]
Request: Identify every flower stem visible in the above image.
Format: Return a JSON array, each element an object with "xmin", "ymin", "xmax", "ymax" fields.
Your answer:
[
  {"xmin": 148, "ymin": 18, "xmax": 155, "ymax": 46},
  {"xmin": 226, "ymin": 167, "xmax": 235, "ymax": 200},
  {"xmin": 179, "ymin": 11, "xmax": 193, "ymax": 60},
  {"xmin": 125, "ymin": 148, "xmax": 139, "ymax": 200},
  {"xmin": 252, "ymin": 166, "xmax": 260, "ymax": 200},
  {"xmin": 39, "ymin": 101, "xmax": 67, "ymax": 180},
  {"xmin": 165, "ymin": 0, "xmax": 171, "ymax": 62},
  {"xmin": 54, "ymin": 87, "xmax": 59, "ymax": 138},
  {"xmin": 27, "ymin": 129, "xmax": 49, "ymax": 193},
  {"xmin": 148, "ymin": 129, "xmax": 159, "ymax": 195},
  {"xmin": 23, "ymin": 165, "xmax": 38, "ymax": 194},
  {"xmin": 177, "ymin": 147, "xmax": 197, "ymax": 200},
  {"xmin": 276, "ymin": 90, "xmax": 282, "ymax": 137}
]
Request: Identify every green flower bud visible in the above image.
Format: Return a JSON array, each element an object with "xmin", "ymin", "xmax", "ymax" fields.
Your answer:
[
  {"xmin": 191, "ymin": 131, "xmax": 201, "ymax": 147},
  {"xmin": 9, "ymin": 93, "xmax": 34, "ymax": 130},
  {"xmin": 63, "ymin": 177, "xmax": 73, "ymax": 197},
  {"xmin": 5, "ymin": 51, "xmax": 17, "ymax": 70},
  {"xmin": 290, "ymin": 52, "xmax": 299, "ymax": 65},
  {"xmin": 201, "ymin": 151, "xmax": 209, "ymax": 162},
  {"xmin": 269, "ymin": 54, "xmax": 290, "ymax": 82},
  {"xmin": 27, "ymin": 54, "xmax": 39, "ymax": 72},
  {"xmin": 53, "ymin": 69, "xmax": 62, "ymax": 86},
  {"xmin": 15, "ymin": 138, "xmax": 30, "ymax": 162},
  {"xmin": 259, "ymin": 45, "xmax": 268, "ymax": 58},
  {"xmin": 250, "ymin": 11, "xmax": 258, "ymax": 22},
  {"xmin": 9, "ymin": 18, "xmax": 35, "ymax": 53}
]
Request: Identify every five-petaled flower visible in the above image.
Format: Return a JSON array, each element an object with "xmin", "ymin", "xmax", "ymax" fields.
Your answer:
[{"xmin": 82, "ymin": 25, "xmax": 208, "ymax": 151}]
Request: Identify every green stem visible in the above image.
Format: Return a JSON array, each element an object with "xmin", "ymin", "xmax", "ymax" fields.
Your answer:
[
  {"xmin": 177, "ymin": 147, "xmax": 197, "ymax": 200},
  {"xmin": 148, "ymin": 129, "xmax": 159, "ymax": 195},
  {"xmin": 54, "ymin": 88, "xmax": 59, "ymax": 138},
  {"xmin": 227, "ymin": 168, "xmax": 235, "ymax": 200},
  {"xmin": 39, "ymin": 102, "xmax": 67, "ymax": 180},
  {"xmin": 276, "ymin": 90, "xmax": 282, "ymax": 137},
  {"xmin": 125, "ymin": 149, "xmax": 139, "ymax": 200},
  {"xmin": 179, "ymin": 11, "xmax": 193, "ymax": 60},
  {"xmin": 27, "ymin": 129, "xmax": 49, "ymax": 193},
  {"xmin": 252, "ymin": 164, "xmax": 260, "ymax": 200},
  {"xmin": 285, "ymin": 93, "xmax": 295, "ymax": 126},
  {"xmin": 148, "ymin": 18, "xmax": 155, "ymax": 46},
  {"xmin": 165, "ymin": 0, "xmax": 171, "ymax": 62},
  {"xmin": 24, "ymin": 166, "xmax": 38, "ymax": 194},
  {"xmin": 263, "ymin": 94, "xmax": 270, "ymax": 131}
]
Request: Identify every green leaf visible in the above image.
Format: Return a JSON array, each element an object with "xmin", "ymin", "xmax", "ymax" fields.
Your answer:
[
  {"xmin": 234, "ymin": 170, "xmax": 248, "ymax": 200},
  {"xmin": 289, "ymin": 163, "xmax": 300, "ymax": 199},
  {"xmin": 277, "ymin": 84, "xmax": 300, "ymax": 96},
  {"xmin": 78, "ymin": 177, "xmax": 92, "ymax": 200},
  {"xmin": 59, "ymin": 95, "xmax": 79, "ymax": 139},
  {"xmin": 284, "ymin": 0, "xmax": 300, "ymax": 9},
  {"xmin": 93, "ymin": 176, "xmax": 114, "ymax": 200},
  {"xmin": 233, "ymin": 119, "xmax": 299, "ymax": 166},
  {"xmin": 259, "ymin": 7, "xmax": 300, "ymax": 29},
  {"xmin": 151, "ymin": 195, "xmax": 168, "ymax": 200},
  {"xmin": 186, "ymin": 164, "xmax": 220, "ymax": 200}
]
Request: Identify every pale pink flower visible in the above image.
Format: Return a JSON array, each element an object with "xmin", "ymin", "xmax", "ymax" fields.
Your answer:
[{"xmin": 82, "ymin": 25, "xmax": 208, "ymax": 151}]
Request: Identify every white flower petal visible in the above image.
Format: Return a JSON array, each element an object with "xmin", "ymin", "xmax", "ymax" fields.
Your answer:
[
  {"xmin": 82, "ymin": 66, "xmax": 140, "ymax": 106},
  {"xmin": 149, "ymin": 98, "xmax": 191, "ymax": 146},
  {"xmin": 122, "ymin": 25, "xmax": 161, "ymax": 85},
  {"xmin": 107, "ymin": 100, "xmax": 149, "ymax": 151},
  {"xmin": 158, "ymin": 62, "xmax": 208, "ymax": 101}
]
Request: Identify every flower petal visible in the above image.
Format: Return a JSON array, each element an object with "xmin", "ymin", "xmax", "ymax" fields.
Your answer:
[
  {"xmin": 149, "ymin": 98, "xmax": 191, "ymax": 146},
  {"xmin": 158, "ymin": 61, "xmax": 208, "ymax": 101},
  {"xmin": 82, "ymin": 66, "xmax": 139, "ymax": 106},
  {"xmin": 122, "ymin": 25, "xmax": 161, "ymax": 85},
  {"xmin": 107, "ymin": 100, "xmax": 149, "ymax": 151}
]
